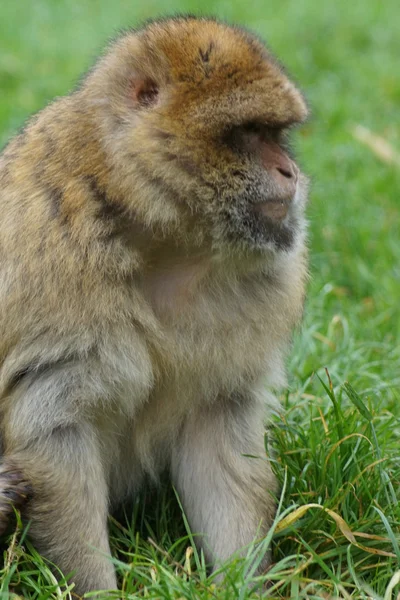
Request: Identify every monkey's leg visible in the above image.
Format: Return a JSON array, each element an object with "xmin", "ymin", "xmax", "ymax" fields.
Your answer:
[
  {"xmin": 171, "ymin": 395, "xmax": 278, "ymax": 571},
  {"xmin": 6, "ymin": 423, "xmax": 117, "ymax": 594}
]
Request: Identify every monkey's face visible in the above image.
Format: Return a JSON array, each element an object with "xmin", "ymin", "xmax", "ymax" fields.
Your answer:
[
  {"xmin": 91, "ymin": 18, "xmax": 308, "ymax": 255},
  {"xmin": 201, "ymin": 123, "xmax": 308, "ymax": 254}
]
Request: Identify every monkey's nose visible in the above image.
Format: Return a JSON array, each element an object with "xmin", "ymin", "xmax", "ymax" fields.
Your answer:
[
  {"xmin": 276, "ymin": 159, "xmax": 298, "ymax": 183},
  {"xmin": 272, "ymin": 158, "xmax": 298, "ymax": 204},
  {"xmin": 277, "ymin": 166, "xmax": 292, "ymax": 178}
]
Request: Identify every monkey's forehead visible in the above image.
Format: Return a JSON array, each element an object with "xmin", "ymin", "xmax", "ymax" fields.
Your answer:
[
  {"xmin": 140, "ymin": 18, "xmax": 269, "ymax": 75},
  {"xmin": 96, "ymin": 17, "xmax": 308, "ymax": 128},
  {"xmin": 127, "ymin": 18, "xmax": 276, "ymax": 85}
]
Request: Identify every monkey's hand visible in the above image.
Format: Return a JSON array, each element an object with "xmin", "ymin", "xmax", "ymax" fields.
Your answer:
[{"xmin": 0, "ymin": 461, "xmax": 32, "ymax": 535}]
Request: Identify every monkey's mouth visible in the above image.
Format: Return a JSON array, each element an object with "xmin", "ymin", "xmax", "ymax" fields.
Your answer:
[
  {"xmin": 253, "ymin": 200, "xmax": 289, "ymax": 222},
  {"xmin": 220, "ymin": 182, "xmax": 300, "ymax": 253}
]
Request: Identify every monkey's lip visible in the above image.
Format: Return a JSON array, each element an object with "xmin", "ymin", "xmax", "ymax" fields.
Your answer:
[{"xmin": 253, "ymin": 200, "xmax": 289, "ymax": 221}]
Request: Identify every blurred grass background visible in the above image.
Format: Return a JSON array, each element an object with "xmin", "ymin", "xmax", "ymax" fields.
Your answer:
[{"xmin": 1, "ymin": 1, "xmax": 399, "ymax": 598}]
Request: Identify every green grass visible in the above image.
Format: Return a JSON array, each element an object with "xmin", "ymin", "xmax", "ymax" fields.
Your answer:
[{"xmin": 1, "ymin": 0, "xmax": 399, "ymax": 598}]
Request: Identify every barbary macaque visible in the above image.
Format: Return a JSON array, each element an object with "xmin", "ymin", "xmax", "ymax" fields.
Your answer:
[{"xmin": 0, "ymin": 16, "xmax": 308, "ymax": 594}]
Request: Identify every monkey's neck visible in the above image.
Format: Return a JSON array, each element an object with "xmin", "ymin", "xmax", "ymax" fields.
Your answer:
[{"xmin": 140, "ymin": 257, "xmax": 211, "ymax": 315}]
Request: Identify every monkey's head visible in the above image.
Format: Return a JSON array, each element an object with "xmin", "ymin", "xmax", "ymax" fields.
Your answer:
[{"xmin": 86, "ymin": 17, "xmax": 308, "ymax": 256}]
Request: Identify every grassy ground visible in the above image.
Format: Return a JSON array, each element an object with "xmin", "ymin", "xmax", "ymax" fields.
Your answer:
[{"xmin": 1, "ymin": 0, "xmax": 399, "ymax": 598}]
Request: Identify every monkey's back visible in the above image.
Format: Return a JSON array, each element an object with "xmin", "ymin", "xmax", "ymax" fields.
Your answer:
[{"xmin": 0, "ymin": 100, "xmax": 152, "ymax": 424}]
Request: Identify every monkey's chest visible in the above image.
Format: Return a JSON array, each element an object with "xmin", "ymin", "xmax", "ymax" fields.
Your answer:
[
  {"xmin": 154, "ymin": 290, "xmax": 287, "ymax": 401},
  {"xmin": 140, "ymin": 261, "xmax": 290, "ymax": 397},
  {"xmin": 105, "ymin": 283, "xmax": 289, "ymax": 491}
]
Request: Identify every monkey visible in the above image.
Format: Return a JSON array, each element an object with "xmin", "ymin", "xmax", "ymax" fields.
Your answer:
[{"xmin": 0, "ymin": 15, "xmax": 309, "ymax": 595}]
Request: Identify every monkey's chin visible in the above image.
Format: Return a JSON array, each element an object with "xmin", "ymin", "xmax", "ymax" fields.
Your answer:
[
  {"xmin": 218, "ymin": 218, "xmax": 297, "ymax": 258},
  {"xmin": 244, "ymin": 208, "xmax": 298, "ymax": 253}
]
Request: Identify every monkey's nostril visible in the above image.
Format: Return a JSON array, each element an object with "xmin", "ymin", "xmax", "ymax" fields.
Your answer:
[{"xmin": 277, "ymin": 166, "xmax": 294, "ymax": 179}]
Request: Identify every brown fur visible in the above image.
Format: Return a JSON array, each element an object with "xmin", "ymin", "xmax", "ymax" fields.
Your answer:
[{"xmin": 0, "ymin": 16, "xmax": 308, "ymax": 594}]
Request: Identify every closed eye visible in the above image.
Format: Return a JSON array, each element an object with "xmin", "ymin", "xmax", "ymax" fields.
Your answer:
[
  {"xmin": 240, "ymin": 121, "xmax": 265, "ymax": 135},
  {"xmin": 223, "ymin": 121, "xmax": 285, "ymax": 148}
]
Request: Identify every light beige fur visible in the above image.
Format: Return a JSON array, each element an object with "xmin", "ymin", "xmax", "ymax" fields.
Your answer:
[{"xmin": 0, "ymin": 16, "xmax": 308, "ymax": 594}]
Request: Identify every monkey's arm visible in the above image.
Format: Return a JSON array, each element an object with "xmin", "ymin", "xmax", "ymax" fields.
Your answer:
[{"xmin": 171, "ymin": 388, "xmax": 278, "ymax": 571}]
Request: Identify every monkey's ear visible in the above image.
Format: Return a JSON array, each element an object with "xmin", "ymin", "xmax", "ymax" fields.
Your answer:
[{"xmin": 131, "ymin": 77, "xmax": 159, "ymax": 108}]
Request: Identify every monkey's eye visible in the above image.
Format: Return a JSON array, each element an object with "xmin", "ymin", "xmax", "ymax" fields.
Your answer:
[
  {"xmin": 240, "ymin": 122, "xmax": 283, "ymax": 138},
  {"xmin": 223, "ymin": 122, "xmax": 283, "ymax": 148},
  {"xmin": 241, "ymin": 122, "xmax": 285, "ymax": 142},
  {"xmin": 241, "ymin": 122, "xmax": 264, "ymax": 135}
]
